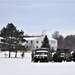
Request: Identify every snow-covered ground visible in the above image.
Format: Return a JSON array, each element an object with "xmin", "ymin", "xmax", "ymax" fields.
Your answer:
[{"xmin": 0, "ymin": 51, "xmax": 75, "ymax": 75}]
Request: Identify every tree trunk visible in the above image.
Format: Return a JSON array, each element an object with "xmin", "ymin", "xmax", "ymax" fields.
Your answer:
[
  {"xmin": 15, "ymin": 51, "xmax": 17, "ymax": 58},
  {"xmin": 9, "ymin": 51, "xmax": 11, "ymax": 58}
]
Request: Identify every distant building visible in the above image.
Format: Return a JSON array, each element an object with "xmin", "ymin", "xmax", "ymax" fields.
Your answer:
[{"xmin": 23, "ymin": 35, "xmax": 57, "ymax": 51}]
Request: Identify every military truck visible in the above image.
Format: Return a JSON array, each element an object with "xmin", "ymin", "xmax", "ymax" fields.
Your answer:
[{"xmin": 31, "ymin": 48, "xmax": 50, "ymax": 62}]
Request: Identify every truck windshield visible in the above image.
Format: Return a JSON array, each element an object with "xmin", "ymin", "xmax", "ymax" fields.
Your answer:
[{"xmin": 35, "ymin": 51, "xmax": 48, "ymax": 55}]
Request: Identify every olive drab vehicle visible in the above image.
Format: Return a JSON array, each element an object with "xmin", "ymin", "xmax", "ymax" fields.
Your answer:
[
  {"xmin": 31, "ymin": 48, "xmax": 51, "ymax": 62},
  {"xmin": 53, "ymin": 43, "xmax": 72, "ymax": 62},
  {"xmin": 72, "ymin": 51, "xmax": 75, "ymax": 62},
  {"xmin": 53, "ymin": 50, "xmax": 64, "ymax": 62},
  {"xmin": 65, "ymin": 52, "xmax": 72, "ymax": 62},
  {"xmin": 31, "ymin": 43, "xmax": 73, "ymax": 62}
]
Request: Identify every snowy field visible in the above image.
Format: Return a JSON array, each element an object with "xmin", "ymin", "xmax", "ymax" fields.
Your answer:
[{"xmin": 0, "ymin": 51, "xmax": 75, "ymax": 75}]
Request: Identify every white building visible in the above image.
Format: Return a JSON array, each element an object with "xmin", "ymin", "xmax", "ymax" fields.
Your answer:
[{"xmin": 24, "ymin": 35, "xmax": 57, "ymax": 51}]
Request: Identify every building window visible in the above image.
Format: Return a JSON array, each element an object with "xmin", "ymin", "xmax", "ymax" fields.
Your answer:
[
  {"xmin": 26, "ymin": 41, "xmax": 28, "ymax": 43},
  {"xmin": 41, "ymin": 41, "xmax": 43, "ymax": 43},
  {"xmin": 26, "ymin": 46, "xmax": 28, "ymax": 48},
  {"xmin": 51, "ymin": 40, "xmax": 55, "ymax": 44},
  {"xmin": 36, "ymin": 41, "xmax": 38, "ymax": 43},
  {"xmin": 36, "ymin": 46, "xmax": 38, "ymax": 48},
  {"xmin": 31, "ymin": 41, "xmax": 33, "ymax": 43}
]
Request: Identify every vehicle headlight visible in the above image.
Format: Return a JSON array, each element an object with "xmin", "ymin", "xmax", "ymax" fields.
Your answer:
[{"xmin": 42, "ymin": 56, "xmax": 44, "ymax": 58}]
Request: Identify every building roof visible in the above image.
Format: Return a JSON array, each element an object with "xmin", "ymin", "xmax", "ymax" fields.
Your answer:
[
  {"xmin": 23, "ymin": 35, "xmax": 41, "ymax": 38},
  {"xmin": 24, "ymin": 35, "xmax": 57, "ymax": 41},
  {"xmin": 23, "ymin": 35, "xmax": 41, "ymax": 40},
  {"xmin": 24, "ymin": 37, "xmax": 39, "ymax": 40},
  {"xmin": 47, "ymin": 36, "xmax": 57, "ymax": 41}
]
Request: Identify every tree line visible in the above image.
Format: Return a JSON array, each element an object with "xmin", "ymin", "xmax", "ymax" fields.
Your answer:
[
  {"xmin": 52, "ymin": 31, "xmax": 75, "ymax": 52},
  {"xmin": 0, "ymin": 23, "xmax": 75, "ymax": 58}
]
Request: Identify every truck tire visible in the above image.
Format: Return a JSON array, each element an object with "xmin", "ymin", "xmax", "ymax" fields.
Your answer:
[{"xmin": 34, "ymin": 60, "xmax": 38, "ymax": 62}]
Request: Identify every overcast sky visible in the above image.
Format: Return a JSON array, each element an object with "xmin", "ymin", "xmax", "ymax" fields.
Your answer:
[{"xmin": 0, "ymin": 0, "xmax": 75, "ymax": 37}]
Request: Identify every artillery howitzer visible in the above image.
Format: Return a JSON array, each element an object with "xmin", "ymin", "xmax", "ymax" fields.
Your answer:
[{"xmin": 53, "ymin": 43, "xmax": 72, "ymax": 62}]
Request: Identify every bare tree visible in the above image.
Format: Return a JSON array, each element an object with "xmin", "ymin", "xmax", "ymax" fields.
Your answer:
[
  {"xmin": 63, "ymin": 35, "xmax": 75, "ymax": 52},
  {"xmin": 58, "ymin": 35, "xmax": 64, "ymax": 49},
  {"xmin": 52, "ymin": 31, "xmax": 60, "ymax": 40},
  {"xmin": 52, "ymin": 31, "xmax": 64, "ymax": 48}
]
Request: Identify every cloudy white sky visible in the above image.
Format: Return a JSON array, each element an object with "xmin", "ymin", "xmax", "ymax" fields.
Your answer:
[{"xmin": 0, "ymin": 0, "xmax": 75, "ymax": 37}]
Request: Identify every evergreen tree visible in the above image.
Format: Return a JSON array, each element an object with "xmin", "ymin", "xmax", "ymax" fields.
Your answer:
[
  {"xmin": 0, "ymin": 23, "xmax": 26, "ymax": 58},
  {"xmin": 41, "ymin": 35, "xmax": 51, "ymax": 49}
]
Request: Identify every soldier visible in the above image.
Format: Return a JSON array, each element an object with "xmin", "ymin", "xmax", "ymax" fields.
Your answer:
[
  {"xmin": 21, "ymin": 51, "xmax": 24, "ymax": 58},
  {"xmin": 4, "ymin": 53, "xmax": 7, "ymax": 58},
  {"xmin": 31, "ymin": 50, "xmax": 35, "ymax": 61}
]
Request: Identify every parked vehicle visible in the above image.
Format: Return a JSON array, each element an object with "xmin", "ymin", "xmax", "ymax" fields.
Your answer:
[
  {"xmin": 31, "ymin": 43, "xmax": 73, "ymax": 62},
  {"xmin": 53, "ymin": 52, "xmax": 62, "ymax": 62},
  {"xmin": 65, "ymin": 52, "xmax": 72, "ymax": 62},
  {"xmin": 31, "ymin": 48, "xmax": 50, "ymax": 62},
  {"xmin": 72, "ymin": 51, "xmax": 75, "ymax": 62}
]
